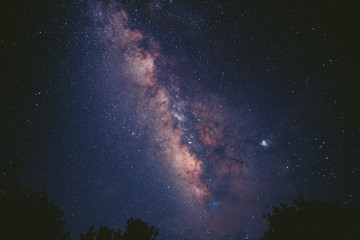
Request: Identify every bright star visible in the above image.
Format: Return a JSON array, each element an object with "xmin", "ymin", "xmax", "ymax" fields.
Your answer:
[{"xmin": 261, "ymin": 140, "xmax": 268, "ymax": 147}]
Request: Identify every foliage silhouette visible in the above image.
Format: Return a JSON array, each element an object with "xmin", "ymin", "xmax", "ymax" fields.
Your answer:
[
  {"xmin": 81, "ymin": 218, "xmax": 159, "ymax": 240},
  {"xmin": 0, "ymin": 158, "xmax": 70, "ymax": 240},
  {"xmin": 261, "ymin": 196, "xmax": 360, "ymax": 240},
  {"xmin": 122, "ymin": 218, "xmax": 159, "ymax": 240},
  {"xmin": 80, "ymin": 226, "xmax": 121, "ymax": 240}
]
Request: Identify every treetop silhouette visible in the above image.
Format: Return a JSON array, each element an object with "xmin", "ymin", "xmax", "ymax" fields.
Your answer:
[
  {"xmin": 80, "ymin": 218, "xmax": 159, "ymax": 240},
  {"xmin": 0, "ymin": 158, "xmax": 70, "ymax": 240},
  {"xmin": 261, "ymin": 196, "xmax": 360, "ymax": 240}
]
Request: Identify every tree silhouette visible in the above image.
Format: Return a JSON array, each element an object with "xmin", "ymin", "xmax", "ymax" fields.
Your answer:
[
  {"xmin": 122, "ymin": 218, "xmax": 159, "ymax": 240},
  {"xmin": 80, "ymin": 226, "xmax": 121, "ymax": 240},
  {"xmin": 81, "ymin": 218, "xmax": 159, "ymax": 240},
  {"xmin": 0, "ymin": 158, "xmax": 69, "ymax": 240},
  {"xmin": 261, "ymin": 196, "xmax": 360, "ymax": 240}
]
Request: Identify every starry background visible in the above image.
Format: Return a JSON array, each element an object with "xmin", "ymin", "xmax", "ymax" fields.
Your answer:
[{"xmin": 1, "ymin": 0, "xmax": 359, "ymax": 239}]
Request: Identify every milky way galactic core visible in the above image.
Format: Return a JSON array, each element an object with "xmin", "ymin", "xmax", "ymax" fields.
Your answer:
[{"xmin": 90, "ymin": 3, "xmax": 261, "ymax": 237}]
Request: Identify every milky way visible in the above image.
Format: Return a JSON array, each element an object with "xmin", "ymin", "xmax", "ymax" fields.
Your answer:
[{"xmin": 89, "ymin": 2, "xmax": 265, "ymax": 238}]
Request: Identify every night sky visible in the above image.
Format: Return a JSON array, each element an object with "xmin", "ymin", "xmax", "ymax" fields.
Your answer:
[{"xmin": 1, "ymin": 0, "xmax": 359, "ymax": 239}]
